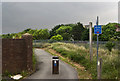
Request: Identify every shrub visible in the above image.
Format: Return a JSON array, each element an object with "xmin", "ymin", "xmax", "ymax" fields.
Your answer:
[
  {"xmin": 105, "ymin": 41, "xmax": 115, "ymax": 52},
  {"xmin": 50, "ymin": 34, "xmax": 63, "ymax": 41}
]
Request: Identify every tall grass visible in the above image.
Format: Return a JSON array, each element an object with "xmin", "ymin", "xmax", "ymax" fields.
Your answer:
[{"xmin": 49, "ymin": 42, "xmax": 118, "ymax": 79}]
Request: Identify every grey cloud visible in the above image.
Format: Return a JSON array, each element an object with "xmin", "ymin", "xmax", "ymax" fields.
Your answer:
[
  {"xmin": 2, "ymin": 2, "xmax": 118, "ymax": 34},
  {"xmin": 0, "ymin": 3, "xmax": 2, "ymax": 35},
  {"xmin": 118, "ymin": 1, "xmax": 120, "ymax": 23}
]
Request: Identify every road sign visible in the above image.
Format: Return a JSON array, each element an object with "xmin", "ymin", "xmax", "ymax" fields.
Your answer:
[{"xmin": 94, "ymin": 25, "xmax": 102, "ymax": 34}]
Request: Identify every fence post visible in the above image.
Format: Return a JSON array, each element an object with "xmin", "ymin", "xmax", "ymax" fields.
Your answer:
[
  {"xmin": 97, "ymin": 58, "xmax": 102, "ymax": 79},
  {"xmin": 89, "ymin": 22, "xmax": 93, "ymax": 62}
]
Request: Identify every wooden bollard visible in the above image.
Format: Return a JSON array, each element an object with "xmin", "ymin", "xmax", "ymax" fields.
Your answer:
[{"xmin": 89, "ymin": 22, "xmax": 93, "ymax": 62}]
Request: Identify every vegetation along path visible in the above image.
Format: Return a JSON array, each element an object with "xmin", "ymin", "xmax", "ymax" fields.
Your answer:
[{"xmin": 27, "ymin": 49, "xmax": 78, "ymax": 79}]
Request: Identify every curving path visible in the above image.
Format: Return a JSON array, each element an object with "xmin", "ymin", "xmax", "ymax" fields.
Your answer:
[{"xmin": 27, "ymin": 49, "xmax": 78, "ymax": 79}]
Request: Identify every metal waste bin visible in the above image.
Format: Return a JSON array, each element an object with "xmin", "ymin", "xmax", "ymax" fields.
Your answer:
[{"xmin": 52, "ymin": 56, "xmax": 59, "ymax": 74}]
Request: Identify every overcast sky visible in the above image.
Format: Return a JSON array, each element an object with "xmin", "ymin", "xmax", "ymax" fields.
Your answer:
[
  {"xmin": 119, "ymin": 1, "xmax": 120, "ymax": 23},
  {"xmin": 1, "ymin": 2, "xmax": 119, "ymax": 34}
]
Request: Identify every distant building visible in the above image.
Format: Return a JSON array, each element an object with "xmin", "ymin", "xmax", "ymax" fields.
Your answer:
[
  {"xmin": 83, "ymin": 25, "xmax": 89, "ymax": 29},
  {"xmin": 115, "ymin": 25, "xmax": 120, "ymax": 32}
]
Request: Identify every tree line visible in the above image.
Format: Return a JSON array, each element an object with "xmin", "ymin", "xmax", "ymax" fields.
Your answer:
[{"xmin": 1, "ymin": 22, "xmax": 120, "ymax": 41}]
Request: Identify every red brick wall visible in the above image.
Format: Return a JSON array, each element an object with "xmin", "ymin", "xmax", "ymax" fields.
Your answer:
[
  {"xmin": 2, "ymin": 34, "xmax": 33, "ymax": 74},
  {"xmin": 22, "ymin": 34, "xmax": 33, "ymax": 72}
]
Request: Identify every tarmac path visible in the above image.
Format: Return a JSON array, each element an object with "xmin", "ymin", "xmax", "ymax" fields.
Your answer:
[{"xmin": 27, "ymin": 49, "xmax": 78, "ymax": 79}]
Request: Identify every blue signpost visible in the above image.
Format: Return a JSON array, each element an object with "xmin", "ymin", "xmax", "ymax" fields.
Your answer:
[
  {"xmin": 94, "ymin": 25, "xmax": 102, "ymax": 67},
  {"xmin": 94, "ymin": 16, "xmax": 102, "ymax": 76}
]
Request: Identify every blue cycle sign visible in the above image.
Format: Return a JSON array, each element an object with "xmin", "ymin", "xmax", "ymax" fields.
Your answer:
[{"xmin": 94, "ymin": 25, "xmax": 102, "ymax": 34}]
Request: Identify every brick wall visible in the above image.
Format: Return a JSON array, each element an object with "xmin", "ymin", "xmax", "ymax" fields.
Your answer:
[{"xmin": 2, "ymin": 34, "xmax": 33, "ymax": 74}]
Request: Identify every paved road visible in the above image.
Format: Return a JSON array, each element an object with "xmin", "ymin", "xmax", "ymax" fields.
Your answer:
[{"xmin": 27, "ymin": 49, "xmax": 78, "ymax": 79}]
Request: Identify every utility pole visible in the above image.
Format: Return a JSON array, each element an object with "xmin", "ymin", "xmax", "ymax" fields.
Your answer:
[{"xmin": 89, "ymin": 22, "xmax": 93, "ymax": 62}]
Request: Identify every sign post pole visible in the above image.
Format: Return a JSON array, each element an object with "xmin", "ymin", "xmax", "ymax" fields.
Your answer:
[
  {"xmin": 96, "ymin": 16, "xmax": 99, "ymax": 71},
  {"xmin": 97, "ymin": 34, "xmax": 99, "ymax": 69},
  {"xmin": 94, "ymin": 16, "xmax": 102, "ymax": 79}
]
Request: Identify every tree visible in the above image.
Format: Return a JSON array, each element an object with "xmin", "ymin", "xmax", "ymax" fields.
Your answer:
[
  {"xmin": 99, "ymin": 23, "xmax": 116, "ymax": 41},
  {"xmin": 65, "ymin": 24, "xmax": 76, "ymax": 28},
  {"xmin": 33, "ymin": 29, "xmax": 50, "ymax": 40},
  {"xmin": 56, "ymin": 26, "xmax": 72, "ymax": 40},
  {"xmin": 72, "ymin": 22, "xmax": 85, "ymax": 40},
  {"xmin": 2, "ymin": 34, "xmax": 13, "ymax": 38},
  {"xmin": 22, "ymin": 28, "xmax": 31, "ymax": 34},
  {"xmin": 50, "ymin": 24, "xmax": 64, "ymax": 38},
  {"xmin": 93, "ymin": 23, "xmax": 120, "ymax": 41},
  {"xmin": 27, "ymin": 29, "xmax": 36, "ymax": 35},
  {"xmin": 114, "ymin": 31, "xmax": 120, "ymax": 41},
  {"xmin": 81, "ymin": 29, "xmax": 89, "ymax": 41}
]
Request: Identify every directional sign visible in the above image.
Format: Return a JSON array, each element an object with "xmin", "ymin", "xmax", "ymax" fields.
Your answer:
[{"xmin": 94, "ymin": 25, "xmax": 102, "ymax": 34}]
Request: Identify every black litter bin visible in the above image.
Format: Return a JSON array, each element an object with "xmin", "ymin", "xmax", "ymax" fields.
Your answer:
[{"xmin": 52, "ymin": 56, "xmax": 59, "ymax": 74}]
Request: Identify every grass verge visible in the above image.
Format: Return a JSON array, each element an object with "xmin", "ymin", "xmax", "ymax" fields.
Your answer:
[{"xmin": 43, "ymin": 42, "xmax": 118, "ymax": 79}]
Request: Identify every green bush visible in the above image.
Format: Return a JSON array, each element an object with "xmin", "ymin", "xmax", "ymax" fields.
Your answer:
[
  {"xmin": 105, "ymin": 41, "xmax": 115, "ymax": 52},
  {"xmin": 50, "ymin": 34, "xmax": 63, "ymax": 41}
]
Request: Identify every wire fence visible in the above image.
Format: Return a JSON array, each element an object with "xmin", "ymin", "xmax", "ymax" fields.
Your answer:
[{"xmin": 33, "ymin": 40, "xmax": 119, "ymax": 49}]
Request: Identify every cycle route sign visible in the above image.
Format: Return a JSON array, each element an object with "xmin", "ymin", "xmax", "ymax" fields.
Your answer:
[{"xmin": 94, "ymin": 25, "xmax": 102, "ymax": 34}]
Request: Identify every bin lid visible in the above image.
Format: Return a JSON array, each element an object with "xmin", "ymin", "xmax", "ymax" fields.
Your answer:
[{"xmin": 52, "ymin": 56, "xmax": 59, "ymax": 59}]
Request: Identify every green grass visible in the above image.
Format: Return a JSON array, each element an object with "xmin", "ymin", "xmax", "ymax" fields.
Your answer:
[
  {"xmin": 46, "ymin": 42, "xmax": 119, "ymax": 79},
  {"xmin": 32, "ymin": 48, "xmax": 37, "ymax": 70}
]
